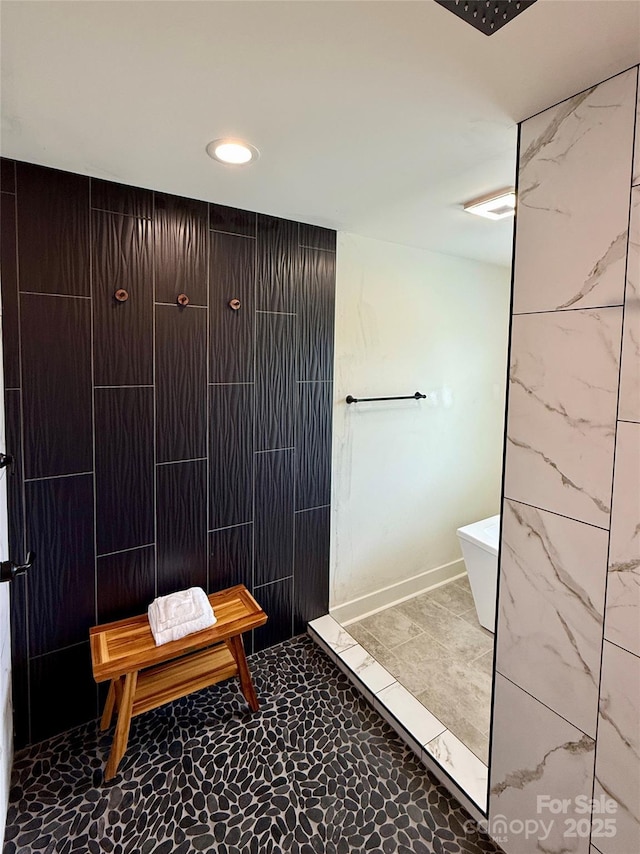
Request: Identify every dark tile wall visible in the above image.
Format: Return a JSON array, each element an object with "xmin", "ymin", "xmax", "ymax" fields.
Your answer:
[{"xmin": 0, "ymin": 158, "xmax": 336, "ymax": 746}]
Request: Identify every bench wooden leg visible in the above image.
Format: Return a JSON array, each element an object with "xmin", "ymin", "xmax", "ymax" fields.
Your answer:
[
  {"xmin": 100, "ymin": 677, "xmax": 124, "ymax": 731},
  {"xmin": 227, "ymin": 635, "xmax": 259, "ymax": 712},
  {"xmin": 104, "ymin": 670, "xmax": 137, "ymax": 782},
  {"xmin": 100, "ymin": 681, "xmax": 116, "ymax": 731}
]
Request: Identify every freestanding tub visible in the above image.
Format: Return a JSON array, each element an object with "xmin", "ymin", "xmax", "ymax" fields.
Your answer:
[{"xmin": 456, "ymin": 514, "xmax": 500, "ymax": 633}]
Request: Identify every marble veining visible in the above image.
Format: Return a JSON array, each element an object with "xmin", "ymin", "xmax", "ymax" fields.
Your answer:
[
  {"xmin": 504, "ymin": 308, "xmax": 622, "ymax": 528},
  {"xmin": 604, "ymin": 421, "xmax": 640, "ymax": 657},
  {"xmin": 514, "ymin": 68, "xmax": 636, "ymax": 314},
  {"xmin": 338, "ymin": 642, "xmax": 396, "ymax": 693},
  {"xmin": 593, "ymin": 641, "xmax": 640, "ymax": 854},
  {"xmin": 490, "ymin": 675, "xmax": 595, "ymax": 854},
  {"xmin": 376, "ymin": 682, "xmax": 446, "ymax": 748},
  {"xmin": 618, "ymin": 186, "xmax": 640, "ymax": 422},
  {"xmin": 424, "ymin": 730, "xmax": 488, "ymax": 810},
  {"xmin": 308, "ymin": 614, "xmax": 356, "ymax": 654},
  {"xmin": 497, "ymin": 500, "xmax": 607, "ymax": 737}
]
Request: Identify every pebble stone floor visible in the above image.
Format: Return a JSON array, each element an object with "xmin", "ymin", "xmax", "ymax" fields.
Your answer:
[{"xmin": 3, "ymin": 636, "xmax": 504, "ymax": 854}]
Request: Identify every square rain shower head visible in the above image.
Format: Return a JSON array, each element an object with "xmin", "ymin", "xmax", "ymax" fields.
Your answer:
[{"xmin": 435, "ymin": 0, "xmax": 539, "ymax": 36}]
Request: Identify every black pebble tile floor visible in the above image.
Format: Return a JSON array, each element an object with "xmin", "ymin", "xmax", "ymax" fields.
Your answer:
[{"xmin": 3, "ymin": 636, "xmax": 504, "ymax": 854}]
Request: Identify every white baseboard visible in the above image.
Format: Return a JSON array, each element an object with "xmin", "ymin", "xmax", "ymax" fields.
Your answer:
[{"xmin": 330, "ymin": 558, "xmax": 466, "ymax": 626}]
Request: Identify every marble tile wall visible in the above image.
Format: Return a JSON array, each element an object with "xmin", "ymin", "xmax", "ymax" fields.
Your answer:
[{"xmin": 490, "ymin": 66, "xmax": 640, "ymax": 854}]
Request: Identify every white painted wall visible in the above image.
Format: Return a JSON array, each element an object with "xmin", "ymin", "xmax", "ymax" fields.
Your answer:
[
  {"xmin": 0, "ymin": 312, "xmax": 12, "ymax": 844},
  {"xmin": 330, "ymin": 232, "xmax": 510, "ymax": 613}
]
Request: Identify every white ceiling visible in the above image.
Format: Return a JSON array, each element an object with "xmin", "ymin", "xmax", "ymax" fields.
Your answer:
[{"xmin": 1, "ymin": 0, "xmax": 639, "ymax": 267}]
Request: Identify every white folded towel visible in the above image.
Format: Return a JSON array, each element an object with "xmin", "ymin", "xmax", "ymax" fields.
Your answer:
[{"xmin": 148, "ymin": 587, "xmax": 217, "ymax": 646}]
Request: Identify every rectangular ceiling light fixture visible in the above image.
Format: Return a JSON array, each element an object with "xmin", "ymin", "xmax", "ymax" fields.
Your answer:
[
  {"xmin": 463, "ymin": 189, "xmax": 516, "ymax": 220},
  {"xmin": 435, "ymin": 0, "xmax": 538, "ymax": 37}
]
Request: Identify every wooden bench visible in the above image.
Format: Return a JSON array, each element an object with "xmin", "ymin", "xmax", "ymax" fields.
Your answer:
[{"xmin": 90, "ymin": 584, "xmax": 267, "ymax": 780}]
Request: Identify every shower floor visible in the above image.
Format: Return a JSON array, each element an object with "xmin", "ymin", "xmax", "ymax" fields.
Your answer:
[{"xmin": 346, "ymin": 575, "xmax": 493, "ymax": 764}]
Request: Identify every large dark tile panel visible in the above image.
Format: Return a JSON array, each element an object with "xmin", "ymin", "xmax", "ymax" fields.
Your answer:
[
  {"xmin": 156, "ymin": 304, "xmax": 207, "ymax": 463},
  {"xmin": 256, "ymin": 215, "xmax": 300, "ymax": 312},
  {"xmin": 255, "ymin": 312, "xmax": 295, "ymax": 451},
  {"xmin": 21, "ymin": 293, "xmax": 92, "ymax": 479},
  {"xmin": 26, "ymin": 474, "xmax": 95, "ymax": 656},
  {"xmin": 1, "ymin": 190, "xmax": 20, "ymax": 388},
  {"xmin": 299, "ymin": 223, "xmax": 336, "ymax": 252},
  {"xmin": 209, "ymin": 203, "xmax": 256, "ymax": 237},
  {"xmin": 253, "ymin": 577, "xmax": 293, "ymax": 653},
  {"xmin": 254, "ymin": 450, "xmax": 293, "ymax": 585},
  {"xmin": 293, "ymin": 506, "xmax": 330, "ymax": 634},
  {"xmin": 10, "ymin": 573, "xmax": 29, "ymax": 748},
  {"xmin": 155, "ymin": 193, "xmax": 208, "ymax": 305},
  {"xmin": 97, "ymin": 545, "xmax": 156, "ymax": 624},
  {"xmin": 90, "ymin": 178, "xmax": 153, "ymax": 219},
  {"xmin": 92, "ymin": 211, "xmax": 153, "ymax": 386},
  {"xmin": 209, "ymin": 231, "xmax": 255, "ymax": 383},
  {"xmin": 298, "ymin": 248, "xmax": 336, "ymax": 382},
  {"xmin": 1, "ymin": 157, "xmax": 15, "ymax": 193},
  {"xmin": 209, "ymin": 384, "xmax": 253, "ymax": 530},
  {"xmin": 157, "ymin": 460, "xmax": 207, "ymax": 595},
  {"xmin": 296, "ymin": 381, "xmax": 332, "ymax": 510},
  {"xmin": 16, "ymin": 163, "xmax": 89, "ymax": 296},
  {"xmin": 95, "ymin": 387, "xmax": 154, "ymax": 556},
  {"xmin": 208, "ymin": 523, "xmax": 253, "ymax": 593},
  {"xmin": 5, "ymin": 390, "xmax": 24, "ymax": 563},
  {"xmin": 30, "ymin": 643, "xmax": 97, "ymax": 744}
]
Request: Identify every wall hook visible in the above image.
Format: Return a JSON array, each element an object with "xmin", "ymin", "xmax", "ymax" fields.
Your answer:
[
  {"xmin": 177, "ymin": 293, "xmax": 190, "ymax": 307},
  {"xmin": 229, "ymin": 298, "xmax": 241, "ymax": 311},
  {"xmin": 114, "ymin": 289, "xmax": 129, "ymax": 302},
  {"xmin": 0, "ymin": 551, "xmax": 35, "ymax": 583}
]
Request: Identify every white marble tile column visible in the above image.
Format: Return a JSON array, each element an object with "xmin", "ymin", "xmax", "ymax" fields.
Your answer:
[
  {"xmin": 504, "ymin": 307, "xmax": 622, "ymax": 529},
  {"xmin": 593, "ymin": 641, "xmax": 640, "ymax": 854},
  {"xmin": 618, "ymin": 186, "xmax": 640, "ymax": 422},
  {"xmin": 513, "ymin": 68, "xmax": 637, "ymax": 315},
  {"xmin": 497, "ymin": 499, "xmax": 607, "ymax": 737},
  {"xmin": 604, "ymin": 421, "xmax": 640, "ymax": 657},
  {"xmin": 490, "ymin": 675, "xmax": 595, "ymax": 854},
  {"xmin": 490, "ymin": 63, "xmax": 640, "ymax": 854}
]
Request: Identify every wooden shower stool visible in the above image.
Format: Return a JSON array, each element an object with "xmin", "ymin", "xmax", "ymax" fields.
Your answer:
[{"xmin": 90, "ymin": 584, "xmax": 267, "ymax": 781}]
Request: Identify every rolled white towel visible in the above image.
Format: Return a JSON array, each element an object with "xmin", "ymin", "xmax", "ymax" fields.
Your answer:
[{"xmin": 148, "ymin": 587, "xmax": 216, "ymax": 646}]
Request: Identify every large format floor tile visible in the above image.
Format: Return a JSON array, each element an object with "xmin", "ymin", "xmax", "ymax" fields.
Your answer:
[
  {"xmin": 3, "ymin": 636, "xmax": 503, "ymax": 854},
  {"xmin": 348, "ymin": 577, "xmax": 494, "ymax": 764}
]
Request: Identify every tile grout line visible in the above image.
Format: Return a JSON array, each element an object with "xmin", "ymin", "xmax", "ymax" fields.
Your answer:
[
  {"xmin": 89, "ymin": 179, "xmax": 99, "ymax": 677},
  {"xmin": 602, "ymin": 636, "xmax": 640, "ymax": 661},
  {"xmin": 19, "ymin": 291, "xmax": 90, "ymax": 300},
  {"xmin": 504, "ymin": 494, "xmax": 611, "ymax": 532},
  {"xmin": 156, "ymin": 457, "xmax": 207, "ymax": 466},
  {"xmin": 24, "ymin": 471, "xmax": 93, "ymax": 483},
  {"xmin": 206, "ymin": 207, "xmax": 211, "ymax": 593},
  {"xmin": 250, "ymin": 214, "xmax": 257, "ymax": 653},
  {"xmin": 292, "ymin": 224, "xmax": 299, "ymax": 641},
  {"xmin": 152, "ymin": 191, "xmax": 158, "ymax": 599},
  {"xmin": 254, "ymin": 574, "xmax": 293, "ymax": 590},
  {"xmin": 588, "ymin": 76, "xmax": 639, "ymax": 845},
  {"xmin": 13, "ymin": 162, "xmax": 33, "ymax": 743},
  {"xmin": 97, "ymin": 543, "xmax": 155, "ymax": 559},
  {"xmin": 497, "ymin": 670, "xmax": 594, "ymax": 740},
  {"xmin": 208, "ymin": 521, "xmax": 252, "ymax": 534}
]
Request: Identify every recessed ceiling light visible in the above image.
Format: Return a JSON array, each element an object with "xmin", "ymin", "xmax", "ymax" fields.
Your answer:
[
  {"xmin": 206, "ymin": 138, "xmax": 259, "ymax": 165},
  {"xmin": 463, "ymin": 189, "xmax": 516, "ymax": 220}
]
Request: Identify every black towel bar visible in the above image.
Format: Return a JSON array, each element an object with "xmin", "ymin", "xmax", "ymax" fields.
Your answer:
[{"xmin": 346, "ymin": 392, "xmax": 426, "ymax": 404}]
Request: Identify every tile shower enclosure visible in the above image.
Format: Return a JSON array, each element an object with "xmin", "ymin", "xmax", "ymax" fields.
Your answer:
[
  {"xmin": 489, "ymin": 66, "xmax": 640, "ymax": 854},
  {"xmin": 0, "ymin": 159, "xmax": 336, "ymax": 746}
]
